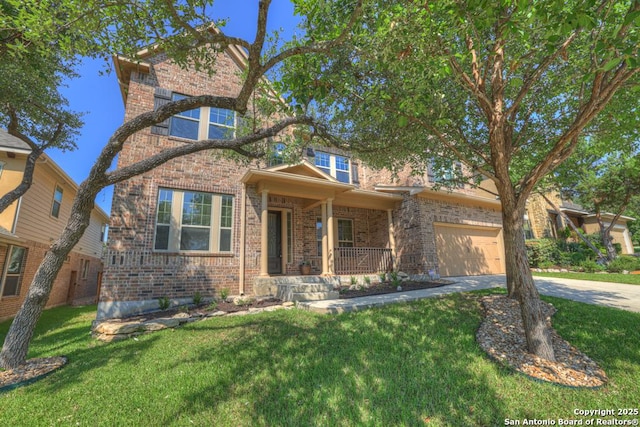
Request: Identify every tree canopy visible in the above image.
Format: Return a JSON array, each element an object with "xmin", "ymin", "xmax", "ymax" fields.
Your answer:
[{"xmin": 284, "ymin": 0, "xmax": 640, "ymax": 360}]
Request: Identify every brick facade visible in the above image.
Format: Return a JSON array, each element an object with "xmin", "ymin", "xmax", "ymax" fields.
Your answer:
[
  {"xmin": 0, "ymin": 241, "xmax": 103, "ymax": 321},
  {"xmin": 100, "ymin": 47, "xmax": 506, "ymax": 319}
]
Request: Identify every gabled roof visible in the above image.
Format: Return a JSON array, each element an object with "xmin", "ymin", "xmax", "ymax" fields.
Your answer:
[
  {"xmin": 0, "ymin": 129, "xmax": 31, "ymax": 154},
  {"xmin": 0, "ymin": 130, "xmax": 110, "ymax": 222},
  {"xmin": 265, "ymin": 160, "xmax": 338, "ymax": 182},
  {"xmin": 242, "ymin": 163, "xmax": 402, "ymax": 211},
  {"xmin": 113, "ymin": 26, "xmax": 251, "ymax": 105}
]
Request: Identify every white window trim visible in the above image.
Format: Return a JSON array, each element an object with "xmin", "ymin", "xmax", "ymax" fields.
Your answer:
[
  {"xmin": 169, "ymin": 94, "xmax": 237, "ymax": 141},
  {"xmin": 315, "ymin": 151, "xmax": 351, "ymax": 183},
  {"xmin": 0, "ymin": 160, "xmax": 5, "ymax": 179},
  {"xmin": 153, "ymin": 188, "xmax": 235, "ymax": 254}
]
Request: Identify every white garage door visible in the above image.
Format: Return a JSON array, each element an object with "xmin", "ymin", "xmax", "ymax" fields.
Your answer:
[{"xmin": 434, "ymin": 223, "xmax": 504, "ymax": 276}]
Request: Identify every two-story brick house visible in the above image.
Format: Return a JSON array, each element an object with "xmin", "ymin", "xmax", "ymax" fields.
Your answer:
[
  {"xmin": 0, "ymin": 130, "xmax": 109, "ymax": 321},
  {"xmin": 99, "ymin": 44, "xmax": 504, "ymax": 319}
]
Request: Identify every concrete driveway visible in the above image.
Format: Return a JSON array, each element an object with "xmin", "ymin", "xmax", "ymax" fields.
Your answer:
[{"xmin": 300, "ymin": 274, "xmax": 640, "ymax": 314}]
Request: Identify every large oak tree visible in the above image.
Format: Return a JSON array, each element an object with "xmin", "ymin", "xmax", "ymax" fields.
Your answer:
[
  {"xmin": 285, "ymin": 0, "xmax": 640, "ymax": 360},
  {"xmin": 0, "ymin": 0, "xmax": 363, "ymax": 369}
]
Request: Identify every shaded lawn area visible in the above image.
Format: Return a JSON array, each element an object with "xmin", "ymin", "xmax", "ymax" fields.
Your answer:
[
  {"xmin": 1, "ymin": 291, "xmax": 639, "ymax": 426},
  {"xmin": 533, "ymin": 271, "xmax": 640, "ymax": 285}
]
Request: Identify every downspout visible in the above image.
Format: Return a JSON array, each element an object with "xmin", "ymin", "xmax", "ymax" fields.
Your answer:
[{"xmin": 239, "ymin": 183, "xmax": 247, "ymax": 295}]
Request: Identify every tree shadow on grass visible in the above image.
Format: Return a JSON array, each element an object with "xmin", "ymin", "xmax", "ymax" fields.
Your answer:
[{"xmin": 161, "ymin": 294, "xmax": 510, "ymax": 425}]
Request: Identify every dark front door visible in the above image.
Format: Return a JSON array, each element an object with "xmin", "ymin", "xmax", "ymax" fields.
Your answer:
[{"xmin": 268, "ymin": 211, "xmax": 282, "ymax": 274}]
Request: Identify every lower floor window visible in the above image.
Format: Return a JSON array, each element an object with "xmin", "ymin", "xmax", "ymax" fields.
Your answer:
[
  {"xmin": 337, "ymin": 219, "xmax": 354, "ymax": 247},
  {"xmin": 2, "ymin": 245, "xmax": 27, "ymax": 297},
  {"xmin": 154, "ymin": 188, "xmax": 234, "ymax": 253}
]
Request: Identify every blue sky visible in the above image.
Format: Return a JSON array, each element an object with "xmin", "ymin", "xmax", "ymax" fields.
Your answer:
[{"xmin": 51, "ymin": 1, "xmax": 301, "ymax": 214}]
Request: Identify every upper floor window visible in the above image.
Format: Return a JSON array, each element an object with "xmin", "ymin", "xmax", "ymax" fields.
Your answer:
[
  {"xmin": 154, "ymin": 188, "xmax": 234, "ymax": 253},
  {"xmin": 1, "ymin": 245, "xmax": 27, "ymax": 297},
  {"xmin": 169, "ymin": 94, "xmax": 236, "ymax": 141},
  {"xmin": 51, "ymin": 185, "xmax": 63, "ymax": 218},
  {"xmin": 0, "ymin": 161, "xmax": 5, "ymax": 179},
  {"xmin": 269, "ymin": 143, "xmax": 286, "ymax": 167},
  {"xmin": 430, "ymin": 159, "xmax": 463, "ymax": 186},
  {"xmin": 315, "ymin": 151, "xmax": 351, "ymax": 183}
]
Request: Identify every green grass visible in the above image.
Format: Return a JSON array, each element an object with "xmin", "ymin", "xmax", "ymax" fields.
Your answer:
[
  {"xmin": 533, "ymin": 271, "xmax": 640, "ymax": 285},
  {"xmin": 1, "ymin": 293, "xmax": 640, "ymax": 426}
]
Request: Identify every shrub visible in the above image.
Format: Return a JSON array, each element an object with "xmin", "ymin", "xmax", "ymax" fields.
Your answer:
[
  {"xmin": 379, "ymin": 273, "xmax": 387, "ymax": 283},
  {"xmin": 158, "ymin": 296, "xmax": 170, "ymax": 310},
  {"xmin": 538, "ymin": 260, "xmax": 555, "ymax": 269},
  {"xmin": 580, "ymin": 260, "xmax": 605, "ymax": 273},
  {"xmin": 526, "ymin": 239, "xmax": 561, "ymax": 267},
  {"xmin": 364, "ymin": 276, "xmax": 371, "ymax": 285},
  {"xmin": 390, "ymin": 271, "xmax": 400, "ymax": 287},
  {"xmin": 607, "ymin": 256, "xmax": 640, "ymax": 273},
  {"xmin": 193, "ymin": 291, "xmax": 202, "ymax": 305},
  {"xmin": 350, "ymin": 276, "xmax": 357, "ymax": 286},
  {"xmin": 220, "ymin": 288, "xmax": 230, "ymax": 301}
]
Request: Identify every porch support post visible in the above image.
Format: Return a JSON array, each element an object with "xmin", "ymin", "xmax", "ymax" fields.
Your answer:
[
  {"xmin": 387, "ymin": 209, "xmax": 397, "ymax": 271},
  {"xmin": 321, "ymin": 202, "xmax": 329, "ymax": 275},
  {"xmin": 327, "ymin": 198, "xmax": 335, "ymax": 274},
  {"xmin": 260, "ymin": 190, "xmax": 269, "ymax": 276},
  {"xmin": 239, "ymin": 184, "xmax": 247, "ymax": 294}
]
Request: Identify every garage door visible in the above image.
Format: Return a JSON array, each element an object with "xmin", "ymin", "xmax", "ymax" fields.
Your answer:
[{"xmin": 434, "ymin": 223, "xmax": 504, "ymax": 276}]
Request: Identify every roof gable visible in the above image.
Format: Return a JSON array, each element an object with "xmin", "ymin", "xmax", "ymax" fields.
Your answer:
[{"xmin": 265, "ymin": 160, "xmax": 338, "ymax": 182}]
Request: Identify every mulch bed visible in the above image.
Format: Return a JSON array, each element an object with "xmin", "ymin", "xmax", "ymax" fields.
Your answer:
[
  {"xmin": 338, "ymin": 280, "xmax": 451, "ymax": 299},
  {"xmin": 477, "ymin": 295, "xmax": 608, "ymax": 388},
  {"xmin": 0, "ymin": 356, "xmax": 68, "ymax": 391}
]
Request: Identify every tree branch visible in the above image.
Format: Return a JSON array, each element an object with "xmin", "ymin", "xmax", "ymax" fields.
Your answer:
[{"xmin": 103, "ymin": 116, "xmax": 314, "ymax": 185}]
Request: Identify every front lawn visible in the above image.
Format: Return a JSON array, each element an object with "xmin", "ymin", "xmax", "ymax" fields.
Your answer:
[
  {"xmin": 1, "ymin": 293, "xmax": 639, "ymax": 426},
  {"xmin": 533, "ymin": 271, "xmax": 640, "ymax": 285}
]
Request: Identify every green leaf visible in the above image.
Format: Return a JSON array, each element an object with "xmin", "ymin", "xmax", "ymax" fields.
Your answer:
[
  {"xmin": 603, "ymin": 58, "xmax": 621, "ymax": 72},
  {"xmin": 398, "ymin": 115, "xmax": 409, "ymax": 128}
]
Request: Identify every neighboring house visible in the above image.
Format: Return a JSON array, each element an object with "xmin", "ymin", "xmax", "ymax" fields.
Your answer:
[
  {"xmin": 525, "ymin": 192, "xmax": 635, "ymax": 254},
  {"xmin": 100, "ymin": 44, "xmax": 505, "ymax": 319},
  {"xmin": 0, "ymin": 130, "xmax": 109, "ymax": 321}
]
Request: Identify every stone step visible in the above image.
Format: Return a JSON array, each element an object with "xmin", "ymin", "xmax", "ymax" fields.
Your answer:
[
  {"xmin": 254, "ymin": 276, "xmax": 340, "ymax": 297},
  {"xmin": 275, "ymin": 283, "xmax": 335, "ymax": 301},
  {"xmin": 289, "ymin": 291, "xmax": 340, "ymax": 302}
]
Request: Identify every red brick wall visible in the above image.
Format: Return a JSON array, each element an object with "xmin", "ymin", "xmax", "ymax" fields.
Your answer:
[
  {"xmin": 393, "ymin": 193, "xmax": 503, "ymax": 275},
  {"xmin": 0, "ymin": 241, "xmax": 103, "ymax": 321}
]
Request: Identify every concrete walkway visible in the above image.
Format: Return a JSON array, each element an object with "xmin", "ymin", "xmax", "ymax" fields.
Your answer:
[{"xmin": 298, "ymin": 274, "xmax": 640, "ymax": 314}]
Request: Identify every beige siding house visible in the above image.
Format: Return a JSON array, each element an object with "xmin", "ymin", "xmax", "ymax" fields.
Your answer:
[{"xmin": 0, "ymin": 130, "xmax": 109, "ymax": 321}]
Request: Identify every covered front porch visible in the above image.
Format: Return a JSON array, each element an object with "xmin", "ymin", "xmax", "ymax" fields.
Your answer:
[{"xmin": 241, "ymin": 163, "xmax": 403, "ymax": 283}]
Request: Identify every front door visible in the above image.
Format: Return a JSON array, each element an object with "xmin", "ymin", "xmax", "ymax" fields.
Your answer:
[{"xmin": 268, "ymin": 211, "xmax": 282, "ymax": 274}]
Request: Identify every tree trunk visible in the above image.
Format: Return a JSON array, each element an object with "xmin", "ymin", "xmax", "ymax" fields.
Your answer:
[
  {"xmin": 0, "ymin": 184, "xmax": 96, "ymax": 369},
  {"xmin": 599, "ymin": 222, "xmax": 618, "ymax": 261},
  {"xmin": 501, "ymin": 195, "xmax": 556, "ymax": 361}
]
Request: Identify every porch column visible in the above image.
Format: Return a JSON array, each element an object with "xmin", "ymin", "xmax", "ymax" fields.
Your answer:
[
  {"xmin": 260, "ymin": 190, "xmax": 269, "ymax": 276},
  {"xmin": 321, "ymin": 202, "xmax": 329, "ymax": 275},
  {"xmin": 327, "ymin": 198, "xmax": 335, "ymax": 274},
  {"xmin": 388, "ymin": 209, "xmax": 397, "ymax": 271}
]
